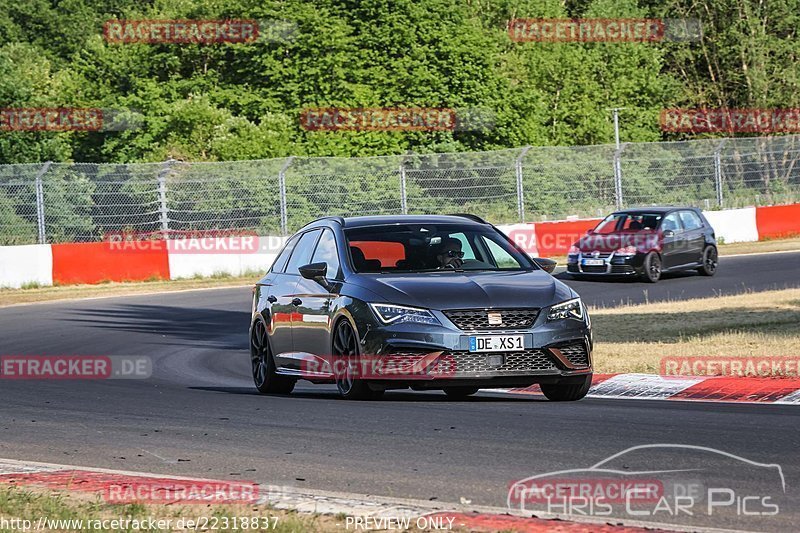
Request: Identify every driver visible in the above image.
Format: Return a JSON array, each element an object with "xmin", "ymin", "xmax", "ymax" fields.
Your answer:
[{"xmin": 434, "ymin": 237, "xmax": 465, "ymax": 269}]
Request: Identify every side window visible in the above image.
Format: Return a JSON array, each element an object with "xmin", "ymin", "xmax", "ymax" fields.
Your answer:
[
  {"xmin": 679, "ymin": 210, "xmax": 703, "ymax": 230},
  {"xmin": 661, "ymin": 213, "xmax": 683, "ymax": 232},
  {"xmin": 285, "ymin": 230, "xmax": 322, "ymax": 275},
  {"xmin": 310, "ymin": 229, "xmax": 341, "ymax": 279},
  {"xmin": 270, "ymin": 235, "xmax": 298, "ymax": 273}
]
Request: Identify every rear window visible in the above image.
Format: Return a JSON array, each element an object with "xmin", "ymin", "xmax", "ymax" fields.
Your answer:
[{"xmin": 349, "ymin": 241, "xmax": 405, "ymax": 268}]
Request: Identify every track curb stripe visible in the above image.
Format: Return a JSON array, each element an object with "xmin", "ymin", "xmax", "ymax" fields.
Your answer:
[{"xmin": 505, "ymin": 373, "xmax": 800, "ymax": 404}]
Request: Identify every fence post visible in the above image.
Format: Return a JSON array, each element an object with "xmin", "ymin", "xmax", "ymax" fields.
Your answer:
[
  {"xmin": 515, "ymin": 146, "xmax": 531, "ymax": 222},
  {"xmin": 399, "ymin": 160, "xmax": 408, "ymax": 215},
  {"xmin": 278, "ymin": 156, "xmax": 294, "ymax": 235},
  {"xmin": 157, "ymin": 159, "xmax": 173, "ymax": 237},
  {"xmin": 714, "ymin": 139, "xmax": 728, "ymax": 207},
  {"xmin": 613, "ymin": 143, "xmax": 628, "ymax": 209},
  {"xmin": 34, "ymin": 161, "xmax": 52, "ymax": 244}
]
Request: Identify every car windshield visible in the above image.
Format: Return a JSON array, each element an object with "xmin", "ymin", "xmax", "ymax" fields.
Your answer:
[
  {"xmin": 593, "ymin": 213, "xmax": 663, "ymax": 233},
  {"xmin": 344, "ymin": 224, "xmax": 535, "ymax": 273}
]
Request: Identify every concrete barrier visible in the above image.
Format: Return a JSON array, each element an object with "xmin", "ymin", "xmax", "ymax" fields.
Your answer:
[
  {"xmin": 0, "ymin": 244, "xmax": 53, "ymax": 288},
  {"xmin": 2, "ymin": 202, "xmax": 800, "ymax": 288},
  {"xmin": 703, "ymin": 207, "xmax": 759, "ymax": 244}
]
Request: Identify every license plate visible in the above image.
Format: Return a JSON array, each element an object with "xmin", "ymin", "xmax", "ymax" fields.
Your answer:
[
  {"xmin": 582, "ymin": 259, "xmax": 604, "ymax": 266},
  {"xmin": 468, "ymin": 335, "xmax": 524, "ymax": 352}
]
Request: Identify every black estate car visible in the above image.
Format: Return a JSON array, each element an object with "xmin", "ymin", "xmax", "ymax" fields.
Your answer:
[
  {"xmin": 566, "ymin": 206, "xmax": 718, "ymax": 283},
  {"xmin": 250, "ymin": 215, "xmax": 593, "ymax": 400}
]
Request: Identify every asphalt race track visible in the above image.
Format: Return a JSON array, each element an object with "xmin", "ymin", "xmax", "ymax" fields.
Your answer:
[
  {"xmin": 555, "ymin": 249, "xmax": 800, "ymax": 307},
  {"xmin": 2, "ymin": 251, "xmax": 799, "ymax": 531}
]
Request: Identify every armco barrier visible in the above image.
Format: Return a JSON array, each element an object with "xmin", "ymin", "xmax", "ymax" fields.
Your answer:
[
  {"xmin": 0, "ymin": 244, "xmax": 53, "ymax": 289},
  {"xmin": 755, "ymin": 204, "xmax": 800, "ymax": 240},
  {"xmin": 51, "ymin": 242, "xmax": 170, "ymax": 285}
]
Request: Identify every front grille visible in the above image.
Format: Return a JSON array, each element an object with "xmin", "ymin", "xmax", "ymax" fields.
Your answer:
[
  {"xmin": 581, "ymin": 265, "xmax": 607, "ymax": 273},
  {"xmin": 444, "ymin": 349, "xmax": 556, "ymax": 373},
  {"xmin": 584, "ymin": 251, "xmax": 612, "ymax": 259},
  {"xmin": 443, "ymin": 309, "xmax": 539, "ymax": 331},
  {"xmin": 555, "ymin": 342, "xmax": 590, "ymax": 368}
]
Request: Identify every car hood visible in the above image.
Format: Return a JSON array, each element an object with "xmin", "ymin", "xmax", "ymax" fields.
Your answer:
[
  {"xmin": 576, "ymin": 231, "xmax": 661, "ymax": 253},
  {"xmin": 348, "ymin": 270, "xmax": 575, "ymax": 310}
]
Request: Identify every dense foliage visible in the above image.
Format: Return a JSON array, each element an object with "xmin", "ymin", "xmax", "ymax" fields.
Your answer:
[{"xmin": 1, "ymin": 0, "xmax": 798, "ymax": 164}]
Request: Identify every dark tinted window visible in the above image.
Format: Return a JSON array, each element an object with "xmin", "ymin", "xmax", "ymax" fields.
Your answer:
[
  {"xmin": 662, "ymin": 213, "xmax": 683, "ymax": 232},
  {"xmin": 285, "ymin": 230, "xmax": 322, "ymax": 275},
  {"xmin": 310, "ymin": 229, "xmax": 341, "ymax": 279},
  {"xmin": 344, "ymin": 223, "xmax": 533, "ymax": 273},
  {"xmin": 270, "ymin": 235, "xmax": 298, "ymax": 273},
  {"xmin": 595, "ymin": 213, "xmax": 662, "ymax": 233},
  {"xmin": 679, "ymin": 210, "xmax": 703, "ymax": 230}
]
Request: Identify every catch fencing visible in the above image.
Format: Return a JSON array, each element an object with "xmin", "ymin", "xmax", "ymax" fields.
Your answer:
[{"xmin": 1, "ymin": 135, "xmax": 799, "ymax": 245}]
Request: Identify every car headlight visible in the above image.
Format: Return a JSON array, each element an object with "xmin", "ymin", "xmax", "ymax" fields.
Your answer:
[
  {"xmin": 369, "ymin": 303, "xmax": 440, "ymax": 325},
  {"xmin": 547, "ymin": 298, "xmax": 584, "ymax": 321}
]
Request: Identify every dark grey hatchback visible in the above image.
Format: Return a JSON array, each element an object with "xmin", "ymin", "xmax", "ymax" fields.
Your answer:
[{"xmin": 250, "ymin": 215, "xmax": 592, "ymax": 400}]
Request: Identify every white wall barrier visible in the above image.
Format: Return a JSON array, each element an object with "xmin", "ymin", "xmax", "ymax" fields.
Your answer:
[
  {"xmin": 702, "ymin": 207, "xmax": 759, "ymax": 244},
  {"xmin": 167, "ymin": 236, "xmax": 286, "ymax": 279},
  {"xmin": 0, "ymin": 244, "xmax": 53, "ymax": 289}
]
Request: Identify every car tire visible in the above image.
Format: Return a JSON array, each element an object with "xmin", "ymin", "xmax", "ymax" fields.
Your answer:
[
  {"xmin": 540, "ymin": 374, "xmax": 592, "ymax": 401},
  {"xmin": 251, "ymin": 319, "xmax": 295, "ymax": 394},
  {"xmin": 697, "ymin": 246, "xmax": 718, "ymax": 276},
  {"xmin": 641, "ymin": 252, "xmax": 661, "ymax": 283},
  {"xmin": 443, "ymin": 386, "xmax": 479, "ymax": 399},
  {"xmin": 332, "ymin": 320, "xmax": 382, "ymax": 400}
]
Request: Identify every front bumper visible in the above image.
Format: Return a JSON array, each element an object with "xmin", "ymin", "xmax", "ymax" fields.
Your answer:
[
  {"xmin": 567, "ymin": 251, "xmax": 645, "ymax": 276},
  {"xmin": 349, "ymin": 305, "xmax": 592, "ymax": 387}
]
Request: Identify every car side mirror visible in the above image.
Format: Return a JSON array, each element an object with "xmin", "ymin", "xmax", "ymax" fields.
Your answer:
[
  {"xmin": 533, "ymin": 257, "xmax": 557, "ymax": 274},
  {"xmin": 663, "ymin": 230, "xmax": 675, "ymax": 238},
  {"xmin": 299, "ymin": 262, "xmax": 329, "ymax": 287}
]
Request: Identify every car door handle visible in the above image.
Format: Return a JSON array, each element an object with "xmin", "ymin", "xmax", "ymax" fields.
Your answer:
[
  {"xmin": 266, "ymin": 295, "xmax": 277, "ymax": 303},
  {"xmin": 291, "ymin": 298, "xmax": 302, "ymax": 306}
]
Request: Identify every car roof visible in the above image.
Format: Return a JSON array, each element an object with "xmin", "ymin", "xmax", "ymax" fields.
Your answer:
[
  {"xmin": 612, "ymin": 206, "xmax": 696, "ymax": 215},
  {"xmin": 310, "ymin": 214, "xmax": 488, "ymax": 229}
]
